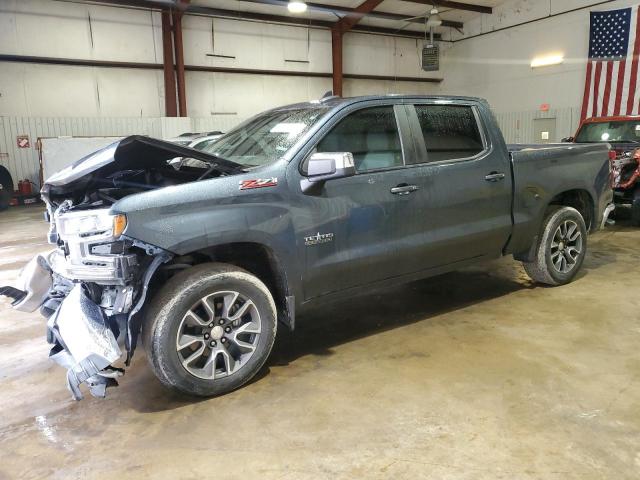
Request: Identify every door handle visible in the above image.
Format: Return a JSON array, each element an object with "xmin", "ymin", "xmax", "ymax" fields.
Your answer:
[
  {"xmin": 485, "ymin": 172, "xmax": 506, "ymax": 182},
  {"xmin": 390, "ymin": 184, "xmax": 419, "ymax": 195}
]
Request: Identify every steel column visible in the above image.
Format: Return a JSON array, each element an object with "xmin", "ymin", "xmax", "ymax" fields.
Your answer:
[
  {"xmin": 331, "ymin": 28, "xmax": 343, "ymax": 97},
  {"xmin": 161, "ymin": 10, "xmax": 177, "ymax": 117},
  {"xmin": 172, "ymin": 10, "xmax": 187, "ymax": 117}
]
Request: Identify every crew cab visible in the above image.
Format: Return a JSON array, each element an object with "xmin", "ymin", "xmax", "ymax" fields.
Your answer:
[
  {"xmin": 1, "ymin": 95, "xmax": 614, "ymax": 400},
  {"xmin": 566, "ymin": 115, "xmax": 640, "ymax": 225}
]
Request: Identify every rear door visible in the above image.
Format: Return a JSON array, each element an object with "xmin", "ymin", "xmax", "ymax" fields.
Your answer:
[{"xmin": 401, "ymin": 101, "xmax": 513, "ymax": 268}]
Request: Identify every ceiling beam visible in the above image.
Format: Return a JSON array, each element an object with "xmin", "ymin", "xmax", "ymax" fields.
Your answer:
[
  {"xmin": 238, "ymin": 0, "xmax": 464, "ymax": 29},
  {"xmin": 81, "ymin": 1, "xmax": 438, "ymax": 39},
  {"xmin": 335, "ymin": 0, "xmax": 385, "ymax": 33},
  {"xmin": 400, "ymin": 0, "xmax": 492, "ymax": 14}
]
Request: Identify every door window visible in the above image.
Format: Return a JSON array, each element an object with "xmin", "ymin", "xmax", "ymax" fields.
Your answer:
[
  {"xmin": 413, "ymin": 105, "xmax": 485, "ymax": 163},
  {"xmin": 316, "ymin": 106, "xmax": 404, "ymax": 172}
]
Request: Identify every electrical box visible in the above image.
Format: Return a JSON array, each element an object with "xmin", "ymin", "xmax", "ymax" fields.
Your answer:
[{"xmin": 422, "ymin": 44, "xmax": 440, "ymax": 72}]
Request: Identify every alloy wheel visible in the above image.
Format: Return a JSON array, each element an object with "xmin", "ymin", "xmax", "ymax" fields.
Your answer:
[
  {"xmin": 175, "ymin": 291, "xmax": 261, "ymax": 379},
  {"xmin": 550, "ymin": 220, "xmax": 583, "ymax": 274}
]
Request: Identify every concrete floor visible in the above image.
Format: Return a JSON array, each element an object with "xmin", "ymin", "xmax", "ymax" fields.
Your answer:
[{"xmin": 0, "ymin": 205, "xmax": 639, "ymax": 480}]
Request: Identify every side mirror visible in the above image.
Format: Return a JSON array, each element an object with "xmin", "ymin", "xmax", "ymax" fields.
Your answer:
[
  {"xmin": 561, "ymin": 137, "xmax": 574, "ymax": 143},
  {"xmin": 301, "ymin": 152, "xmax": 356, "ymax": 193}
]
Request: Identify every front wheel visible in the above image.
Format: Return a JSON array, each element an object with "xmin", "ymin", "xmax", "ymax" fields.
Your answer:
[
  {"xmin": 522, "ymin": 206, "xmax": 587, "ymax": 286},
  {"xmin": 142, "ymin": 263, "xmax": 277, "ymax": 397}
]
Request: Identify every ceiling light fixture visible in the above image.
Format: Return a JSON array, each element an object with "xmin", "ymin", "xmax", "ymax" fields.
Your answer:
[
  {"xmin": 531, "ymin": 54, "xmax": 564, "ymax": 68},
  {"xmin": 288, "ymin": 1, "xmax": 307, "ymax": 13},
  {"xmin": 426, "ymin": 7, "xmax": 443, "ymax": 28}
]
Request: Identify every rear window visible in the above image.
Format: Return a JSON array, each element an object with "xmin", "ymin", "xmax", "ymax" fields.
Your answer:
[{"xmin": 413, "ymin": 105, "xmax": 485, "ymax": 163}]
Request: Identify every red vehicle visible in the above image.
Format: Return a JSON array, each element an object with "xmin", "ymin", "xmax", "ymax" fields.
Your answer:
[{"xmin": 567, "ymin": 116, "xmax": 640, "ymax": 225}]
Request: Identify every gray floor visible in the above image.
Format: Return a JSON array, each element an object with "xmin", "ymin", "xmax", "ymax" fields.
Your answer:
[{"xmin": 1, "ymin": 205, "xmax": 639, "ymax": 480}]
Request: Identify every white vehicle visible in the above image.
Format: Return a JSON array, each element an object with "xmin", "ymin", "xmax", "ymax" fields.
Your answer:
[
  {"xmin": 168, "ymin": 131, "xmax": 224, "ymax": 149},
  {"xmin": 188, "ymin": 133, "xmax": 225, "ymax": 151}
]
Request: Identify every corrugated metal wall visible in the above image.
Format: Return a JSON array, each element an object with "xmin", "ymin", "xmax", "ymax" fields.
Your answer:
[
  {"xmin": 0, "ymin": 116, "xmax": 246, "ymax": 189},
  {"xmin": 494, "ymin": 107, "xmax": 581, "ymax": 144}
]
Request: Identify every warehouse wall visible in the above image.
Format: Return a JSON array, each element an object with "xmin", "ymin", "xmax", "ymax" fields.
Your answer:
[
  {"xmin": 0, "ymin": 0, "xmax": 437, "ymax": 120},
  {"xmin": 439, "ymin": 0, "xmax": 638, "ymax": 115},
  {"xmin": 0, "ymin": 115, "xmax": 245, "ymax": 187}
]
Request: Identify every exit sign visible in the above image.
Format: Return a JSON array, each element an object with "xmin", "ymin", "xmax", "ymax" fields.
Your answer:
[{"xmin": 540, "ymin": 103, "xmax": 550, "ymax": 112}]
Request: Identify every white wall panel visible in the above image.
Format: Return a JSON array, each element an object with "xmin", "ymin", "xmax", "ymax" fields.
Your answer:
[
  {"xmin": 441, "ymin": 0, "xmax": 640, "ymax": 113},
  {"xmin": 0, "ymin": 63, "xmax": 164, "ymax": 118},
  {"xmin": 95, "ymin": 68, "xmax": 164, "ymax": 117},
  {"xmin": 0, "ymin": 0, "xmax": 90, "ymax": 58},
  {"xmin": 18, "ymin": 63, "xmax": 99, "ymax": 117},
  {"xmin": 185, "ymin": 71, "xmax": 332, "ymax": 118},
  {"xmin": 87, "ymin": 5, "xmax": 158, "ymax": 63}
]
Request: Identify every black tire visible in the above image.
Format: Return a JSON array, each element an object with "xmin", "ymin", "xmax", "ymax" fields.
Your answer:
[
  {"xmin": 0, "ymin": 188, "xmax": 10, "ymax": 212},
  {"xmin": 142, "ymin": 263, "xmax": 277, "ymax": 397},
  {"xmin": 522, "ymin": 206, "xmax": 588, "ymax": 286},
  {"xmin": 631, "ymin": 187, "xmax": 640, "ymax": 227},
  {"xmin": 0, "ymin": 166, "xmax": 13, "ymax": 212}
]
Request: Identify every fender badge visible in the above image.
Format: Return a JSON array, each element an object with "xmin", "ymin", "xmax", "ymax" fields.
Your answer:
[
  {"xmin": 239, "ymin": 178, "xmax": 278, "ymax": 190},
  {"xmin": 304, "ymin": 232, "xmax": 334, "ymax": 246}
]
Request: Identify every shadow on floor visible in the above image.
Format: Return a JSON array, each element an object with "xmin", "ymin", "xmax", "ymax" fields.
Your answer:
[
  {"xmin": 123, "ymin": 266, "xmax": 528, "ymax": 413},
  {"xmin": 270, "ymin": 268, "xmax": 529, "ymax": 367}
]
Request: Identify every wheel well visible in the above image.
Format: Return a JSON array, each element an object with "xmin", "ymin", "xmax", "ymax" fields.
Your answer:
[
  {"xmin": 165, "ymin": 243, "xmax": 292, "ymax": 329},
  {"xmin": 548, "ymin": 189, "xmax": 594, "ymax": 230}
]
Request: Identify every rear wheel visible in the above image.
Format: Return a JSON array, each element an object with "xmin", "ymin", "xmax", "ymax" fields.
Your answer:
[
  {"xmin": 142, "ymin": 263, "xmax": 277, "ymax": 397},
  {"xmin": 522, "ymin": 206, "xmax": 587, "ymax": 286}
]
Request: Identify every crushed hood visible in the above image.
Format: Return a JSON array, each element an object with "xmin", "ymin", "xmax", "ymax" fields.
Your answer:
[{"xmin": 43, "ymin": 135, "xmax": 243, "ymax": 189}]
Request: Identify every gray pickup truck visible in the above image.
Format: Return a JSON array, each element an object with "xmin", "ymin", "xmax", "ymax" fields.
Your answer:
[{"xmin": 1, "ymin": 95, "xmax": 613, "ymax": 400}]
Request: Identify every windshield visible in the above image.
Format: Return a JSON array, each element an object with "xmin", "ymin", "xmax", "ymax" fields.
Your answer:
[
  {"xmin": 575, "ymin": 120, "xmax": 640, "ymax": 143},
  {"xmin": 203, "ymin": 106, "xmax": 330, "ymax": 167},
  {"xmin": 191, "ymin": 137, "xmax": 221, "ymax": 151}
]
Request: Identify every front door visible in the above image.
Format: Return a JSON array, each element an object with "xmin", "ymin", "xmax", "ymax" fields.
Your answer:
[{"xmin": 291, "ymin": 104, "xmax": 417, "ymax": 300}]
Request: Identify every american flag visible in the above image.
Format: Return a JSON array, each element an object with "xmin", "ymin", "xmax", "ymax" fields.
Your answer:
[{"xmin": 581, "ymin": 6, "xmax": 640, "ymax": 120}]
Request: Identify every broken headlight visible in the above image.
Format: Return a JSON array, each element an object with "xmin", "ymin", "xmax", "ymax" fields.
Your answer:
[{"xmin": 56, "ymin": 210, "xmax": 127, "ymax": 238}]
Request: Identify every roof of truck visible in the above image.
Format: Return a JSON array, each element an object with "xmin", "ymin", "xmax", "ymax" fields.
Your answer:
[
  {"xmin": 581, "ymin": 115, "xmax": 640, "ymax": 124},
  {"xmin": 275, "ymin": 95, "xmax": 486, "ymax": 111}
]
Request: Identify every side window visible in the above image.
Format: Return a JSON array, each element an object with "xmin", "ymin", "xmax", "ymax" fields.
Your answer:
[
  {"xmin": 413, "ymin": 105, "xmax": 485, "ymax": 163},
  {"xmin": 316, "ymin": 106, "xmax": 403, "ymax": 173}
]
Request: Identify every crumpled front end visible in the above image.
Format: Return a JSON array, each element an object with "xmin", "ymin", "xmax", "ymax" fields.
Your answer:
[
  {"xmin": 1, "ymin": 202, "xmax": 171, "ymax": 400},
  {"xmin": 48, "ymin": 284, "xmax": 123, "ymax": 400}
]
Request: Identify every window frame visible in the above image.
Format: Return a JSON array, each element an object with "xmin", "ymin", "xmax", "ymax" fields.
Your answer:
[
  {"xmin": 405, "ymin": 101, "xmax": 490, "ymax": 167},
  {"xmin": 298, "ymin": 102, "xmax": 413, "ymax": 176}
]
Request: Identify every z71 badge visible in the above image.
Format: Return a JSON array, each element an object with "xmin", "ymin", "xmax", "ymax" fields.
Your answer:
[{"xmin": 239, "ymin": 178, "xmax": 278, "ymax": 190}]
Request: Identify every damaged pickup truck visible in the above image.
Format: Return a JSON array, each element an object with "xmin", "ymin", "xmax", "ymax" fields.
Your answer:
[{"xmin": 1, "ymin": 95, "xmax": 614, "ymax": 400}]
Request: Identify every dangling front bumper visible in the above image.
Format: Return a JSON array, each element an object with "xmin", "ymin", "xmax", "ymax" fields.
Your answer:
[
  {"xmin": 47, "ymin": 285, "xmax": 123, "ymax": 400},
  {"xmin": 1, "ymin": 243, "xmax": 170, "ymax": 400},
  {"xmin": 2, "ymin": 250, "xmax": 124, "ymax": 400}
]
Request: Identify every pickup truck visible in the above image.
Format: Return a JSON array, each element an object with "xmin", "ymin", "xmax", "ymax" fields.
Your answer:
[
  {"xmin": 1, "ymin": 95, "xmax": 614, "ymax": 400},
  {"xmin": 565, "ymin": 115, "xmax": 640, "ymax": 225}
]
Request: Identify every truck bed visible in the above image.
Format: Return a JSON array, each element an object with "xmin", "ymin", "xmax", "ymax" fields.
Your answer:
[{"xmin": 505, "ymin": 142, "xmax": 612, "ymax": 256}]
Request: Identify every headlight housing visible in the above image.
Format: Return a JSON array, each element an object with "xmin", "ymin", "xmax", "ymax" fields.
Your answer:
[{"xmin": 56, "ymin": 209, "xmax": 127, "ymax": 238}]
